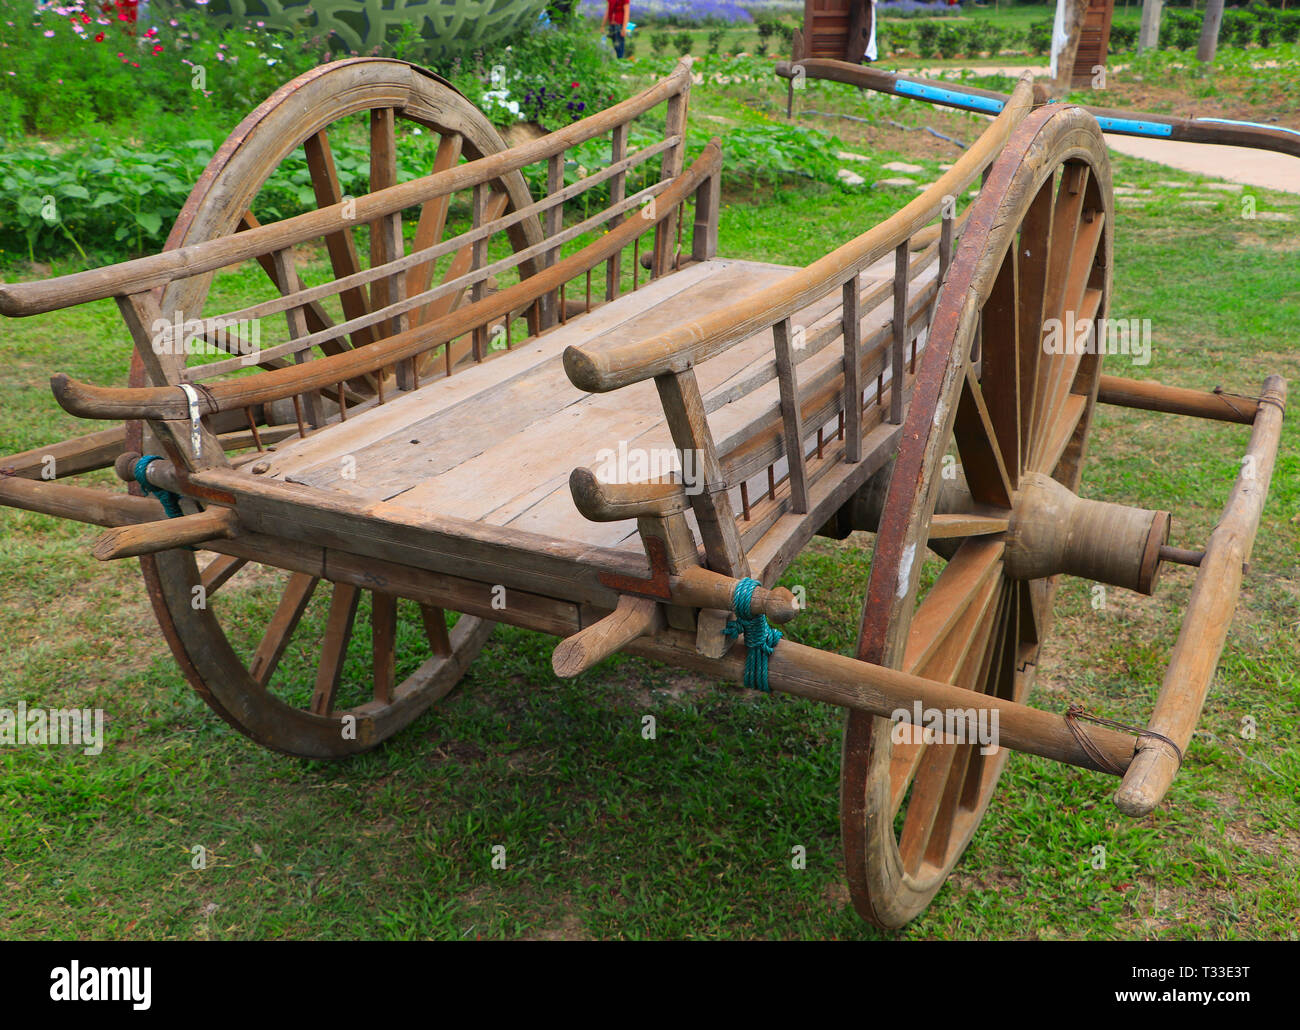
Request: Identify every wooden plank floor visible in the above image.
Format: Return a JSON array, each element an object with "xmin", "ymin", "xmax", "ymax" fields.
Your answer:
[{"xmin": 259, "ymin": 256, "xmax": 909, "ymax": 550}]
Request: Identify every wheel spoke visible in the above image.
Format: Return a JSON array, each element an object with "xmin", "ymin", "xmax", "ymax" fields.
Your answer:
[
  {"xmin": 420, "ymin": 604, "xmax": 453, "ymax": 657},
  {"xmin": 980, "ymin": 242, "xmax": 1020, "ymax": 486},
  {"xmin": 959, "ymin": 582, "xmax": 1019, "ymax": 809},
  {"xmin": 368, "ymin": 108, "xmax": 406, "ymax": 354},
  {"xmin": 303, "ymin": 129, "xmax": 376, "ymax": 352},
  {"xmin": 1035, "ymin": 285, "xmax": 1102, "ymax": 467},
  {"xmin": 903, "ymin": 537, "xmax": 1006, "ymax": 678},
  {"xmin": 1035, "ymin": 211, "xmax": 1104, "ymax": 463},
  {"xmin": 200, "ymin": 554, "xmax": 246, "ymax": 595},
  {"xmin": 1043, "ymin": 163, "xmax": 1090, "ymax": 326},
  {"xmin": 248, "ymin": 573, "xmax": 319, "ymax": 686},
  {"xmin": 1017, "ymin": 172, "xmax": 1057, "ymax": 459},
  {"xmin": 1063, "ymin": 210, "xmax": 1106, "ymax": 321},
  {"xmin": 953, "ymin": 369, "xmax": 1014, "ymax": 508},
  {"xmin": 1032, "ymin": 393, "xmax": 1087, "ymax": 476},
  {"xmin": 415, "ymin": 190, "xmax": 511, "ymax": 376},
  {"xmin": 891, "ymin": 555, "xmax": 1003, "ymax": 815},
  {"xmin": 898, "ymin": 578, "xmax": 1007, "ymax": 868},
  {"xmin": 927, "ymin": 513, "xmax": 1009, "ymax": 539},
  {"xmin": 310, "ymin": 582, "xmax": 361, "ymax": 716},
  {"xmin": 405, "ymin": 133, "xmax": 464, "ymax": 321}
]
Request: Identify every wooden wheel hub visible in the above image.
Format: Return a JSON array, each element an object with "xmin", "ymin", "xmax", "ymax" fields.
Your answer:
[{"xmin": 1002, "ymin": 472, "xmax": 1170, "ymax": 595}]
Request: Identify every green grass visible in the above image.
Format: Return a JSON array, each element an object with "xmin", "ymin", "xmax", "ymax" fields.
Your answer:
[{"xmin": 2, "ymin": 62, "xmax": 1298, "ymax": 941}]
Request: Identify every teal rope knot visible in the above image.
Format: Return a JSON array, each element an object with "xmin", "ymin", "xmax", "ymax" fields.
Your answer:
[
  {"xmin": 723, "ymin": 577, "xmax": 782, "ymax": 693},
  {"xmin": 134, "ymin": 455, "xmax": 183, "ymax": 519}
]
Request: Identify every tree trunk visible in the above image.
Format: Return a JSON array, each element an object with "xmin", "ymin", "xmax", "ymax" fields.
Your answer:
[
  {"xmin": 1139, "ymin": 0, "xmax": 1163, "ymax": 52},
  {"xmin": 1052, "ymin": 0, "xmax": 1091, "ymax": 94},
  {"xmin": 1197, "ymin": 0, "xmax": 1226, "ymax": 63}
]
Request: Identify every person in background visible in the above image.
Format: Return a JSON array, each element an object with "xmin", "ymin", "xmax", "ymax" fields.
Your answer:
[{"xmin": 604, "ymin": 0, "xmax": 630, "ymax": 59}]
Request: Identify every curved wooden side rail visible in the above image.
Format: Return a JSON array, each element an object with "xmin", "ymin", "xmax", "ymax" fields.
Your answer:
[
  {"xmin": 1114, "ymin": 374, "xmax": 1287, "ymax": 817},
  {"xmin": 777, "ymin": 58, "xmax": 1300, "ymax": 160},
  {"xmin": 0, "ymin": 58, "xmax": 695, "ymax": 319},
  {"xmin": 562, "ymin": 75, "xmax": 1037, "ymax": 394},
  {"xmin": 46, "ymin": 141, "xmax": 723, "ymax": 422}
]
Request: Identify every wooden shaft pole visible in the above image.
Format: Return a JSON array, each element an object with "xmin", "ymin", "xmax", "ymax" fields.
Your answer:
[
  {"xmin": 0, "ymin": 474, "xmax": 159, "ymax": 527},
  {"xmin": 1114, "ymin": 374, "xmax": 1287, "ymax": 816},
  {"xmin": 1097, "ymin": 374, "xmax": 1258, "ymax": 424},
  {"xmin": 626, "ymin": 632, "xmax": 1138, "ymax": 775}
]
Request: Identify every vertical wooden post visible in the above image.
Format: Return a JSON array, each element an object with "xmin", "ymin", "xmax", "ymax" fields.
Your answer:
[
  {"xmin": 691, "ymin": 166, "xmax": 721, "ymax": 263},
  {"xmin": 842, "ymin": 277, "xmax": 862, "ymax": 463},
  {"xmin": 890, "ymin": 240, "xmax": 909, "ymax": 425},
  {"xmin": 368, "ymin": 108, "xmax": 412, "ymax": 389},
  {"xmin": 654, "ymin": 369, "xmax": 749, "ymax": 578},
  {"xmin": 606, "ymin": 123, "xmax": 628, "ymax": 302},
  {"xmin": 471, "ymin": 183, "xmax": 488, "ymax": 361},
  {"xmin": 939, "ymin": 208, "xmax": 954, "ymax": 284},
  {"xmin": 271, "ymin": 248, "xmax": 323, "ymax": 427},
  {"xmin": 542, "ymin": 152, "xmax": 564, "ymax": 328},
  {"xmin": 774, "ymin": 318, "xmax": 810, "ymax": 513},
  {"xmin": 654, "ymin": 87, "xmax": 689, "ymax": 278}
]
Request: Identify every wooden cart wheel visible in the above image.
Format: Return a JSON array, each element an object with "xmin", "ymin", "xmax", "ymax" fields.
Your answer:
[
  {"xmin": 843, "ymin": 105, "xmax": 1114, "ymax": 927},
  {"xmin": 128, "ymin": 59, "xmax": 542, "ymax": 757}
]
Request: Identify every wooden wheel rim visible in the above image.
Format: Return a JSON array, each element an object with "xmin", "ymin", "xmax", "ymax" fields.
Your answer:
[
  {"xmin": 126, "ymin": 60, "xmax": 539, "ymax": 757},
  {"xmin": 843, "ymin": 105, "xmax": 1114, "ymax": 928}
]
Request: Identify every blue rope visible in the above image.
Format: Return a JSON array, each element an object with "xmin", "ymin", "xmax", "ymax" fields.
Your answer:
[
  {"xmin": 134, "ymin": 455, "xmax": 183, "ymax": 519},
  {"xmin": 723, "ymin": 577, "xmax": 782, "ymax": 693}
]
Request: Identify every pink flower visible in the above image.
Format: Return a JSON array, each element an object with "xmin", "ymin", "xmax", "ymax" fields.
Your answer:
[{"xmin": 44, "ymin": 29, "xmax": 56, "ymax": 36}]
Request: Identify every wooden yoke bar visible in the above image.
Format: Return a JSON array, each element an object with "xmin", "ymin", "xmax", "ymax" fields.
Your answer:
[{"xmin": 1114, "ymin": 374, "xmax": 1287, "ymax": 817}]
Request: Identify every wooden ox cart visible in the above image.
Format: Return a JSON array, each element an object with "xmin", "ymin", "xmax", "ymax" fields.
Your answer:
[{"xmin": 0, "ymin": 59, "xmax": 1286, "ymax": 928}]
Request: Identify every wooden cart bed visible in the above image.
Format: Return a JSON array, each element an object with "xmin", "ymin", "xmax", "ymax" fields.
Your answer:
[{"xmin": 252, "ymin": 253, "xmax": 926, "ymax": 553}]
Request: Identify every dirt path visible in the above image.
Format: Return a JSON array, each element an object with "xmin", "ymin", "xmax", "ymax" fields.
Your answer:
[{"xmin": 1102, "ymin": 136, "xmax": 1299, "ymax": 195}]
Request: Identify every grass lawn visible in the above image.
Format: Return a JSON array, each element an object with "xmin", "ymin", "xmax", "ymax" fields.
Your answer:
[{"xmin": 1, "ymin": 47, "xmax": 1297, "ymax": 941}]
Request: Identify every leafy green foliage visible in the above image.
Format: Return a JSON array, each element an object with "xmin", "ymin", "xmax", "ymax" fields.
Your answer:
[
  {"xmin": 451, "ymin": 24, "xmax": 622, "ymax": 132},
  {"xmin": 0, "ymin": 130, "xmax": 438, "ymax": 263},
  {"xmin": 0, "ymin": 6, "xmax": 329, "ymax": 141}
]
